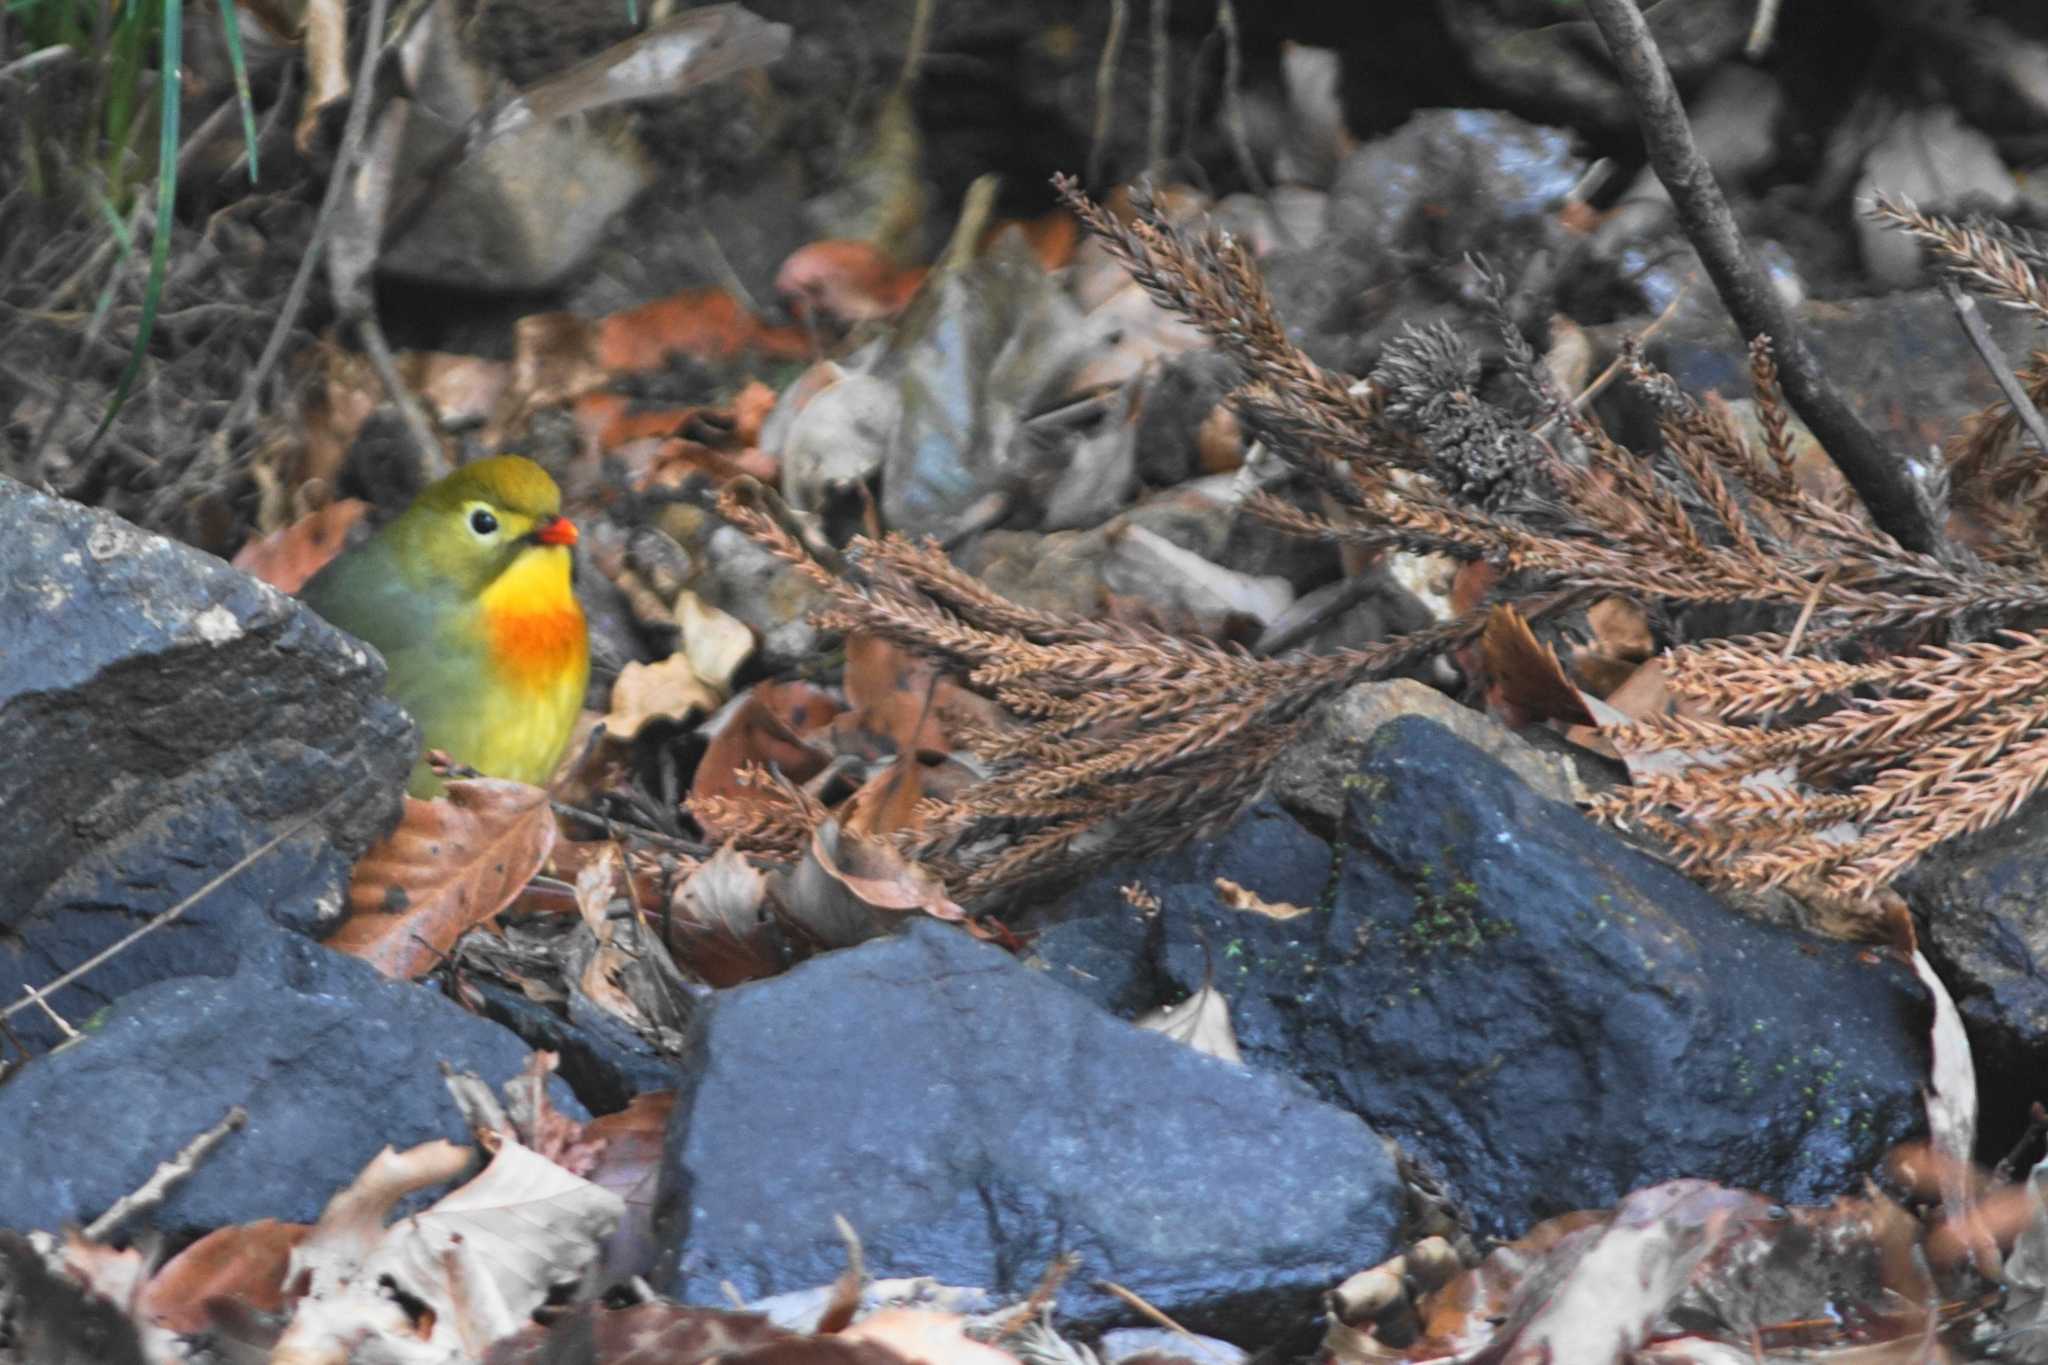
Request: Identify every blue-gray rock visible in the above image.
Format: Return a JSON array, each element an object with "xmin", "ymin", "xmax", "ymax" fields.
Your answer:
[
  {"xmin": 654, "ymin": 920, "xmax": 1400, "ymax": 1339},
  {"xmin": 0, "ymin": 934, "xmax": 581, "ymax": 1238},
  {"xmin": 1902, "ymin": 792, "xmax": 2048, "ymax": 1159},
  {"xmin": 0, "ymin": 478, "xmax": 413, "ymax": 1051},
  {"xmin": 469, "ymin": 978, "xmax": 678, "ymax": 1113},
  {"xmin": 1042, "ymin": 717, "xmax": 1931, "ymax": 1238}
]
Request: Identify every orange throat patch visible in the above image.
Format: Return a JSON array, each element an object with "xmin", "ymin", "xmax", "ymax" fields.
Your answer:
[{"xmin": 479, "ymin": 550, "xmax": 587, "ymax": 692}]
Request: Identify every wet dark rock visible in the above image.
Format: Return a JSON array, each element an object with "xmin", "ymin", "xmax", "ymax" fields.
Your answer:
[
  {"xmin": 1266, "ymin": 109, "xmax": 1585, "ymax": 375},
  {"xmin": 0, "ymin": 934, "xmax": 581, "ymax": 1238},
  {"xmin": 1326, "ymin": 109, "xmax": 1583, "ymax": 264},
  {"xmin": 1041, "ymin": 715, "xmax": 1932, "ymax": 1239},
  {"xmin": 1134, "ymin": 351, "xmax": 1240, "ymax": 487},
  {"xmin": 1628, "ymin": 290, "xmax": 2036, "ymax": 458},
  {"xmin": 0, "ymin": 480, "xmax": 413, "ymax": 1052},
  {"xmin": 1903, "ymin": 799, "xmax": 2048, "ymax": 1155},
  {"xmin": 654, "ymin": 919, "xmax": 1400, "ymax": 1339},
  {"xmin": 469, "ymin": 979, "xmax": 679, "ymax": 1114},
  {"xmin": 1267, "ymin": 680, "xmax": 1582, "ymax": 833}
]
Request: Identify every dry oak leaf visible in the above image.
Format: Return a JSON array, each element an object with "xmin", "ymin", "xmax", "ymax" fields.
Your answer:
[
  {"xmin": 276, "ymin": 1137, "xmax": 620, "ymax": 1363},
  {"xmin": 230, "ymin": 498, "xmax": 368, "ymax": 594},
  {"xmin": 140, "ymin": 1219, "xmax": 308, "ymax": 1333},
  {"xmin": 598, "ymin": 287, "xmax": 810, "ymax": 372},
  {"xmin": 606, "ymin": 653, "xmax": 722, "ymax": 741},
  {"xmin": 330, "ymin": 780, "xmax": 557, "ymax": 980},
  {"xmin": 485, "ymin": 1302, "xmax": 795, "ymax": 1364},
  {"xmin": 840, "ymin": 1308, "xmax": 1025, "ymax": 1365},
  {"xmin": 1138, "ymin": 984, "xmax": 1243, "ymax": 1066},
  {"xmin": 1480, "ymin": 603, "xmax": 1595, "ymax": 729},
  {"xmin": 690, "ymin": 680, "xmax": 843, "ymax": 833},
  {"xmin": 1214, "ymin": 877, "xmax": 1310, "ymax": 920}
]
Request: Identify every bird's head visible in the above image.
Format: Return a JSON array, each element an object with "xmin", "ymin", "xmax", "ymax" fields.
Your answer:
[{"xmin": 390, "ymin": 455, "xmax": 578, "ymax": 600}]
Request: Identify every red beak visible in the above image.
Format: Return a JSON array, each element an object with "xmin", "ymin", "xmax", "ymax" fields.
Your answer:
[{"xmin": 535, "ymin": 514, "xmax": 578, "ymax": 547}]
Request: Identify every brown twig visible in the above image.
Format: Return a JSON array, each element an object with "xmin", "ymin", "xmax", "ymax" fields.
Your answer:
[{"xmin": 84, "ymin": 1105, "xmax": 249, "ymax": 1242}]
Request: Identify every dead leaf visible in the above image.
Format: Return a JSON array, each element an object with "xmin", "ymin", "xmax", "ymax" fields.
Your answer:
[
  {"xmin": 330, "ymin": 781, "xmax": 558, "ymax": 980},
  {"xmin": 778, "ymin": 368, "xmax": 902, "ymax": 515},
  {"xmin": 296, "ymin": 0, "xmax": 349, "ymax": 155},
  {"xmin": 978, "ymin": 209, "xmax": 1080, "ymax": 271},
  {"xmin": 399, "ymin": 352, "xmax": 513, "ymax": 427},
  {"xmin": 606, "ymin": 654, "xmax": 722, "ymax": 741},
  {"xmin": 813, "ymin": 822, "xmax": 962, "ymax": 922},
  {"xmin": 840, "ymin": 634, "xmax": 954, "ymax": 756},
  {"xmin": 668, "ymin": 843, "xmax": 784, "ymax": 986},
  {"xmin": 840, "ymin": 1308, "xmax": 1024, "ymax": 1365},
  {"xmin": 485, "ymin": 1302, "xmax": 796, "ymax": 1364},
  {"xmin": 232, "ymin": 499, "xmax": 369, "ymax": 594},
  {"xmin": 507, "ymin": 311, "xmax": 608, "ymax": 415},
  {"xmin": 498, "ymin": 6, "xmax": 790, "ymax": 137},
  {"xmin": 1914, "ymin": 947, "xmax": 1985, "ymax": 1274},
  {"xmin": 776, "ymin": 240, "xmax": 928, "ymax": 324},
  {"xmin": 1387, "ymin": 1184, "xmax": 1764, "ymax": 1361},
  {"xmin": 584, "ymin": 1091, "xmax": 675, "ymax": 1281},
  {"xmin": 277, "ymin": 1138, "xmax": 621, "ymax": 1361},
  {"xmin": 1138, "ymin": 985, "xmax": 1243, "ymax": 1065},
  {"xmin": 1482, "ymin": 604, "xmax": 1595, "ymax": 728},
  {"xmin": 1195, "ymin": 402, "xmax": 1244, "ymax": 475},
  {"xmin": 1103, "ymin": 524, "xmax": 1293, "ymax": 636},
  {"xmin": 141, "ymin": 1220, "xmax": 308, "ymax": 1333},
  {"xmin": 731, "ymin": 380, "xmax": 778, "ymax": 447},
  {"xmin": 677, "ymin": 590, "xmax": 755, "ymax": 694},
  {"xmin": 598, "ymin": 288, "xmax": 808, "ymax": 373},
  {"xmin": 690, "ymin": 681, "xmax": 843, "ymax": 836},
  {"xmin": 1214, "ymin": 878, "xmax": 1311, "ymax": 920},
  {"xmin": 841, "ymin": 754, "xmax": 927, "ymax": 839},
  {"xmin": 1069, "ymin": 278, "xmax": 1207, "ymax": 394},
  {"xmin": 782, "ymin": 817, "xmax": 964, "ymax": 949}
]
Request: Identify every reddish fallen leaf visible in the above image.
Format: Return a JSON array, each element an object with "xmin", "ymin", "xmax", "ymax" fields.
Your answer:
[
  {"xmin": 840, "ymin": 1308, "xmax": 1024, "ymax": 1365},
  {"xmin": 583, "ymin": 1090, "xmax": 674, "ymax": 1278},
  {"xmin": 839, "ymin": 634, "xmax": 954, "ymax": 757},
  {"xmin": 691, "ymin": 681, "xmax": 843, "ymax": 835},
  {"xmin": 398, "ymin": 352, "xmax": 512, "ymax": 427},
  {"xmin": 663, "ymin": 842, "xmax": 781, "ymax": 986},
  {"xmin": 774, "ymin": 240, "xmax": 926, "ymax": 325},
  {"xmin": 1480, "ymin": 603, "xmax": 1595, "ymax": 728},
  {"xmin": 1194, "ymin": 402, "xmax": 1244, "ymax": 475},
  {"xmin": 141, "ymin": 1220, "xmax": 308, "ymax": 1333},
  {"xmin": 642, "ymin": 436, "xmax": 781, "ymax": 489},
  {"xmin": 808, "ymin": 819, "xmax": 964, "ymax": 922},
  {"xmin": 231, "ymin": 499, "xmax": 369, "ymax": 594},
  {"xmin": 330, "ymin": 781, "xmax": 558, "ymax": 979},
  {"xmin": 485, "ymin": 1302, "xmax": 796, "ymax": 1365},
  {"xmin": 508, "ymin": 311, "xmax": 609, "ymax": 412},
  {"xmin": 730, "ymin": 380, "xmax": 778, "ymax": 447},
  {"xmin": 597, "ymin": 288, "xmax": 808, "ymax": 372},
  {"xmin": 980, "ymin": 208, "xmax": 1080, "ymax": 270},
  {"xmin": 841, "ymin": 753, "xmax": 927, "ymax": 838},
  {"xmin": 1566, "ymin": 596, "xmax": 1655, "ymax": 698}
]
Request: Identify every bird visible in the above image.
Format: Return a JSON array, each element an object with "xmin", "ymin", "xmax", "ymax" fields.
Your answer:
[{"xmin": 300, "ymin": 455, "xmax": 589, "ymax": 797}]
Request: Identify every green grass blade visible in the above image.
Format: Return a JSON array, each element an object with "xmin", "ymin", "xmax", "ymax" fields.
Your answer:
[
  {"xmin": 85, "ymin": 188, "xmax": 141, "ymax": 336},
  {"xmin": 215, "ymin": 0, "xmax": 259, "ymax": 181},
  {"xmin": 89, "ymin": 0, "xmax": 180, "ymax": 445}
]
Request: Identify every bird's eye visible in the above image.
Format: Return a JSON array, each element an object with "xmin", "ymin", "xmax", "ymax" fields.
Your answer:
[{"xmin": 469, "ymin": 508, "xmax": 499, "ymax": 536}]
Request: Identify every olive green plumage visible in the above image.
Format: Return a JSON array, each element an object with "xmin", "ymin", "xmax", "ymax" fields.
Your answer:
[{"xmin": 302, "ymin": 456, "xmax": 589, "ymax": 796}]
